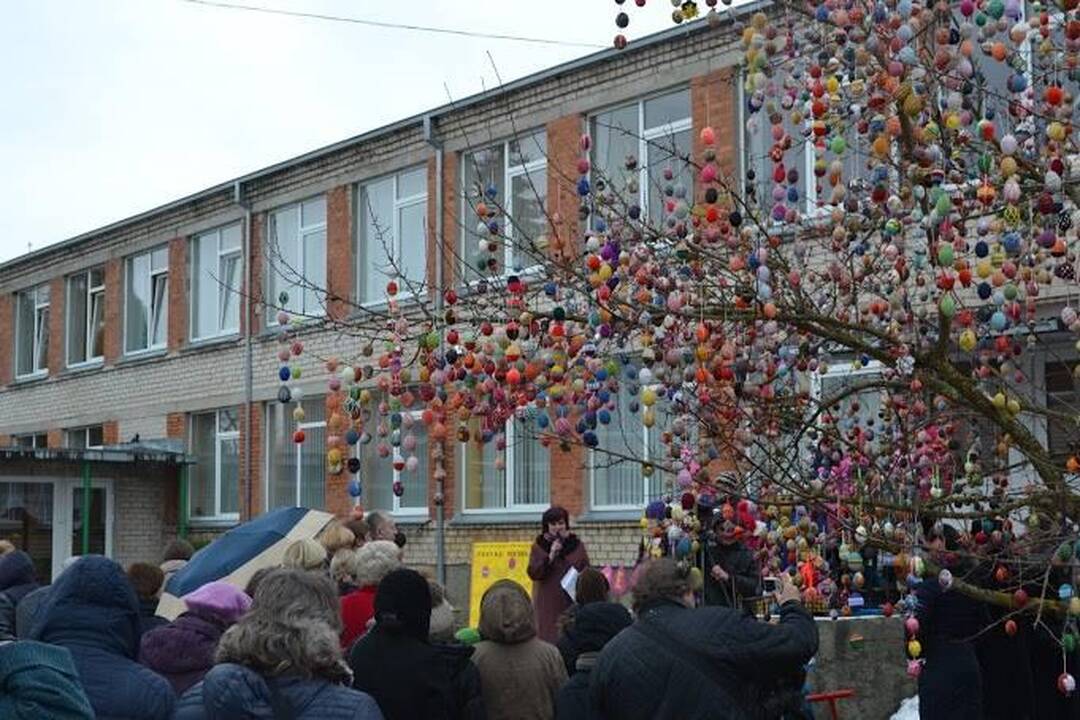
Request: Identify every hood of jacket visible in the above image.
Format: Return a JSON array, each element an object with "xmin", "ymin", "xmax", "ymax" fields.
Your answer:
[
  {"xmin": 433, "ymin": 640, "xmax": 476, "ymax": 676},
  {"xmin": 0, "ymin": 551, "xmax": 36, "ymax": 591},
  {"xmin": 567, "ymin": 601, "xmax": 632, "ymax": 655},
  {"xmin": 140, "ymin": 611, "xmax": 227, "ymax": 675},
  {"xmin": 29, "ymin": 555, "xmax": 140, "ymax": 658},
  {"xmin": 198, "ymin": 663, "xmax": 334, "ymax": 720},
  {"xmin": 478, "ymin": 579, "xmax": 536, "ymax": 644}
]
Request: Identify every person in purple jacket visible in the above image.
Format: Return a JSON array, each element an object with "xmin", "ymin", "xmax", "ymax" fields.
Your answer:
[{"xmin": 139, "ymin": 581, "xmax": 252, "ymax": 694}]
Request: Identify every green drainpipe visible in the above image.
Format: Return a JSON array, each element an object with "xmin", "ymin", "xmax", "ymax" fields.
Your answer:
[
  {"xmin": 81, "ymin": 462, "xmax": 91, "ymax": 556},
  {"xmin": 178, "ymin": 464, "xmax": 189, "ymax": 540}
]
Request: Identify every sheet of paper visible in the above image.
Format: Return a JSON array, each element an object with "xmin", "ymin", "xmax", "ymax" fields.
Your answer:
[{"xmin": 561, "ymin": 566, "xmax": 579, "ymax": 600}]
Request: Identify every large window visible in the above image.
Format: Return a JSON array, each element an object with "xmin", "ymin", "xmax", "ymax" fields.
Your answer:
[
  {"xmin": 590, "ymin": 385, "xmax": 667, "ymax": 510},
  {"xmin": 358, "ymin": 168, "xmax": 427, "ymax": 304},
  {"xmin": 460, "ymin": 416, "xmax": 549, "ymax": 512},
  {"xmin": 66, "ymin": 269, "xmax": 105, "ymax": 367},
  {"xmin": 1046, "ymin": 361, "xmax": 1080, "ymax": 468},
  {"xmin": 266, "ymin": 399, "xmax": 325, "ymax": 510},
  {"xmin": 591, "ymin": 89, "xmax": 692, "ymax": 225},
  {"xmin": 191, "ymin": 409, "xmax": 240, "ymax": 520},
  {"xmin": 461, "ymin": 130, "xmax": 547, "ymax": 281},
  {"xmin": 14, "ymin": 433, "xmax": 48, "ymax": 449},
  {"xmin": 66, "ymin": 425, "xmax": 104, "ymax": 450},
  {"xmin": 15, "ymin": 284, "xmax": 50, "ymax": 378},
  {"xmin": 192, "ymin": 223, "xmax": 242, "ymax": 340},
  {"xmin": 125, "ymin": 246, "xmax": 169, "ymax": 354},
  {"xmin": 268, "ymin": 197, "xmax": 326, "ymax": 318},
  {"xmin": 357, "ymin": 402, "xmax": 429, "ymax": 516}
]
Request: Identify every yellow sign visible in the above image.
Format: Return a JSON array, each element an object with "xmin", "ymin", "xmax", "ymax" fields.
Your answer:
[{"xmin": 468, "ymin": 541, "xmax": 534, "ymax": 627}]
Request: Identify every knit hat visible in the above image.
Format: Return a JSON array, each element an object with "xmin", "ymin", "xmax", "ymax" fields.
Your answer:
[
  {"xmin": 568, "ymin": 601, "xmax": 632, "ymax": 654},
  {"xmin": 374, "ymin": 568, "xmax": 431, "ymax": 641},
  {"xmin": 183, "ymin": 581, "xmax": 252, "ymax": 625}
]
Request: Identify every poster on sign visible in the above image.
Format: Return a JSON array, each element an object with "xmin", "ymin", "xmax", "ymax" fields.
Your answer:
[{"xmin": 468, "ymin": 541, "xmax": 533, "ymax": 627}]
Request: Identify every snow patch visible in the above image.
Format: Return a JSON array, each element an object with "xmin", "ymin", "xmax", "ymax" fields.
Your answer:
[{"xmin": 890, "ymin": 696, "xmax": 919, "ymax": 720}]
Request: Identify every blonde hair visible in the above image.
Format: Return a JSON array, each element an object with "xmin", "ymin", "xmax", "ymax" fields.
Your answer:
[
  {"xmin": 329, "ymin": 548, "xmax": 358, "ymax": 586},
  {"xmin": 317, "ymin": 521, "xmax": 356, "ymax": 556},
  {"xmin": 0, "ymin": 540, "xmax": 15, "ymax": 556},
  {"xmin": 282, "ymin": 538, "xmax": 327, "ymax": 571},
  {"xmin": 342, "ymin": 540, "xmax": 401, "ymax": 587}
]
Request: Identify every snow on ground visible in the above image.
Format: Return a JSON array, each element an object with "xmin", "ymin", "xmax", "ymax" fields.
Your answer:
[{"xmin": 889, "ymin": 696, "xmax": 919, "ymax": 720}]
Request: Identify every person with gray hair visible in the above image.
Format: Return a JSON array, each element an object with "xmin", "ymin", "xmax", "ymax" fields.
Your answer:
[
  {"xmin": 365, "ymin": 510, "xmax": 406, "ymax": 548},
  {"xmin": 340, "ymin": 540, "xmax": 403, "ymax": 649},
  {"xmin": 174, "ymin": 568, "xmax": 384, "ymax": 720}
]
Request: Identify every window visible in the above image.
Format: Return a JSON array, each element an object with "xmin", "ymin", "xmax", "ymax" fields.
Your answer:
[
  {"xmin": 125, "ymin": 247, "xmax": 169, "ymax": 354},
  {"xmin": 14, "ymin": 433, "xmax": 48, "ymax": 449},
  {"xmin": 191, "ymin": 409, "xmax": 240, "ymax": 520},
  {"xmin": 461, "ymin": 130, "xmax": 547, "ymax": 281},
  {"xmin": 268, "ymin": 197, "xmax": 326, "ymax": 318},
  {"xmin": 591, "ymin": 89, "xmax": 692, "ymax": 226},
  {"xmin": 192, "ymin": 223, "xmax": 242, "ymax": 340},
  {"xmin": 1046, "ymin": 362, "xmax": 1080, "ymax": 468},
  {"xmin": 66, "ymin": 426, "xmax": 104, "ymax": 450},
  {"xmin": 15, "ymin": 284, "xmax": 50, "ymax": 378},
  {"xmin": 590, "ymin": 379, "xmax": 668, "ymax": 510},
  {"xmin": 460, "ymin": 415, "xmax": 550, "ymax": 512},
  {"xmin": 811, "ymin": 362, "xmax": 887, "ymax": 478},
  {"xmin": 266, "ymin": 398, "xmax": 325, "ymax": 509},
  {"xmin": 356, "ymin": 399, "xmax": 429, "ymax": 516},
  {"xmin": 66, "ymin": 269, "xmax": 105, "ymax": 366},
  {"xmin": 358, "ymin": 168, "xmax": 427, "ymax": 304}
]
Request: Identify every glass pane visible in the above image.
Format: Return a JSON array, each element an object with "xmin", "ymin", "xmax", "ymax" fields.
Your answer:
[
  {"xmin": 400, "ymin": 422, "xmax": 428, "ymax": 509},
  {"xmin": 192, "ymin": 232, "xmax": 218, "ymax": 338},
  {"xmin": 71, "ymin": 487, "xmax": 106, "ymax": 556},
  {"xmin": 592, "ymin": 105, "xmax": 639, "ymax": 210},
  {"xmin": 89, "ymin": 290, "xmax": 104, "ymax": 359},
  {"xmin": 220, "ymin": 253, "xmax": 241, "ymax": 332},
  {"xmin": 302, "ymin": 229, "xmax": 326, "ymax": 316},
  {"xmin": 512, "ymin": 423, "xmax": 549, "ymax": 507},
  {"xmin": 745, "ymin": 103, "xmax": 807, "ymax": 217},
  {"xmin": 301, "ymin": 196, "xmax": 326, "ymax": 228},
  {"xmin": 86, "ymin": 426, "xmax": 104, "ymax": 448},
  {"xmin": 644, "ymin": 89, "xmax": 690, "ymax": 129},
  {"xmin": 266, "ymin": 403, "xmax": 298, "ymax": 509},
  {"xmin": 269, "ymin": 205, "xmax": 300, "ymax": 314},
  {"xmin": 462, "ymin": 418, "xmax": 506, "ymax": 509},
  {"xmin": 34, "ymin": 433, "xmax": 47, "ymax": 449},
  {"xmin": 220, "ymin": 223, "xmax": 242, "ymax": 252},
  {"xmin": 219, "ymin": 408, "xmax": 239, "ymax": 432},
  {"xmin": 16, "ymin": 291, "xmax": 33, "ymax": 375},
  {"xmin": 0, "ymin": 482, "xmax": 53, "ymax": 580},
  {"xmin": 90, "ymin": 268, "xmax": 105, "ymax": 288},
  {"xmin": 398, "ymin": 167, "xmax": 426, "ymax": 198},
  {"xmin": 299, "ymin": 414, "xmax": 326, "ymax": 510},
  {"xmin": 191, "ymin": 413, "xmax": 217, "ymax": 518},
  {"xmin": 360, "ymin": 178, "xmax": 395, "ymax": 303},
  {"xmin": 126, "ymin": 254, "xmax": 150, "ymax": 352},
  {"xmin": 67, "ymin": 273, "xmax": 88, "ymax": 365},
  {"xmin": 509, "ymin": 169, "xmax": 547, "ymax": 270},
  {"xmin": 398, "ymin": 202, "xmax": 427, "ymax": 288},
  {"xmin": 361, "ymin": 432, "xmax": 395, "ymax": 513},
  {"xmin": 151, "ymin": 246, "xmax": 168, "ymax": 272},
  {"xmin": 594, "ymin": 385, "xmax": 646, "ymax": 507},
  {"xmin": 35, "ymin": 307, "xmax": 49, "ymax": 372},
  {"xmin": 646, "ymin": 128, "xmax": 692, "ymax": 226},
  {"xmin": 151, "ymin": 274, "xmax": 168, "ymax": 347},
  {"xmin": 220, "ymin": 435, "xmax": 240, "ymax": 515},
  {"xmin": 461, "ymin": 146, "xmax": 505, "ymax": 280},
  {"xmin": 16, "ymin": 435, "xmax": 34, "ymax": 448},
  {"xmin": 509, "ymin": 130, "xmax": 547, "ymax": 167}
]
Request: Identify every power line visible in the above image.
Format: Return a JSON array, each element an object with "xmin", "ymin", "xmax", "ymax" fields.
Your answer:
[{"xmin": 177, "ymin": 0, "xmax": 606, "ymax": 49}]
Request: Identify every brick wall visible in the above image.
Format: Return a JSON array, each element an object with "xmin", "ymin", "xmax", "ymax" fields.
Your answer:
[
  {"xmin": 0, "ymin": 294, "xmax": 12, "ymax": 387},
  {"xmin": 436, "ymin": 151, "xmax": 458, "ymax": 290},
  {"xmin": 47, "ymin": 276, "xmax": 64, "ymax": 376},
  {"xmin": 167, "ymin": 236, "xmax": 188, "ymax": 352},
  {"xmin": 46, "ymin": 429, "xmax": 62, "ymax": 449},
  {"xmin": 545, "ymin": 114, "xmax": 583, "ymax": 262},
  {"xmin": 691, "ymin": 67, "xmax": 738, "ymax": 203},
  {"xmin": 113, "ymin": 474, "xmax": 173, "ymax": 568},
  {"xmin": 239, "ymin": 402, "xmax": 263, "ymax": 519},
  {"xmin": 102, "ymin": 420, "xmax": 120, "ymax": 446},
  {"xmin": 103, "ymin": 259, "xmax": 123, "ymax": 364},
  {"xmin": 166, "ymin": 412, "xmax": 186, "ymax": 440},
  {"xmin": 551, "ymin": 442, "xmax": 585, "ymax": 514},
  {"xmin": 326, "ymin": 186, "xmax": 351, "ymax": 320},
  {"xmin": 244, "ymin": 214, "xmax": 264, "ymax": 336}
]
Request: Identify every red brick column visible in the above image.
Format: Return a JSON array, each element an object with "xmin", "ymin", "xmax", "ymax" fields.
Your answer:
[
  {"xmin": 103, "ymin": 259, "xmax": 123, "ymax": 364},
  {"xmin": 0, "ymin": 294, "xmax": 13, "ymax": 387},
  {"xmin": 0, "ymin": 435, "xmax": 11, "ymax": 447},
  {"xmin": 550, "ymin": 443, "xmax": 585, "ymax": 515},
  {"xmin": 47, "ymin": 276, "xmax": 64, "ymax": 376},
  {"xmin": 240, "ymin": 402, "xmax": 263, "ymax": 519},
  {"xmin": 691, "ymin": 67, "xmax": 738, "ymax": 201},
  {"xmin": 546, "ymin": 114, "xmax": 583, "ymax": 262},
  {"xmin": 326, "ymin": 186, "xmax": 352, "ymax": 321},
  {"xmin": 46, "ymin": 429, "xmax": 63, "ymax": 449},
  {"xmin": 244, "ymin": 215, "xmax": 264, "ymax": 335},
  {"xmin": 102, "ymin": 421, "xmax": 120, "ymax": 446},
  {"xmin": 166, "ymin": 412, "xmax": 186, "ymax": 441},
  {"xmin": 167, "ymin": 236, "xmax": 188, "ymax": 352}
]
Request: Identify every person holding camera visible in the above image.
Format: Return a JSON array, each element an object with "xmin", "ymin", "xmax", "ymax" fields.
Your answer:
[
  {"xmin": 703, "ymin": 517, "xmax": 760, "ymax": 609},
  {"xmin": 528, "ymin": 506, "xmax": 590, "ymax": 643}
]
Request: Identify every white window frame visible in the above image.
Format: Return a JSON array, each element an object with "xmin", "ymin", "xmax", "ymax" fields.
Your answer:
[
  {"xmin": 65, "ymin": 425, "xmax": 104, "ymax": 450},
  {"xmin": 124, "ymin": 246, "xmax": 169, "ymax": 355},
  {"xmin": 589, "ymin": 88, "xmax": 692, "ymax": 225},
  {"xmin": 459, "ymin": 416, "xmax": 549, "ymax": 515},
  {"xmin": 15, "ymin": 285, "xmax": 50, "ymax": 379},
  {"xmin": 357, "ymin": 168, "xmax": 428, "ymax": 306},
  {"xmin": 588, "ymin": 384, "xmax": 667, "ymax": 511},
  {"xmin": 267, "ymin": 196, "xmax": 327, "ymax": 320},
  {"xmin": 14, "ymin": 433, "xmax": 48, "ymax": 449},
  {"xmin": 811, "ymin": 359, "xmax": 885, "ymax": 408},
  {"xmin": 66, "ymin": 268, "xmax": 105, "ymax": 368},
  {"xmin": 190, "ymin": 409, "xmax": 241, "ymax": 521},
  {"xmin": 191, "ymin": 223, "xmax": 243, "ymax": 341},
  {"xmin": 264, "ymin": 403, "xmax": 327, "ymax": 510},
  {"xmin": 355, "ymin": 407, "xmax": 429, "ymax": 518}
]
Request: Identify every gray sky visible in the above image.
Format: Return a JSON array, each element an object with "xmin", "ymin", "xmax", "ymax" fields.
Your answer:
[{"xmin": 0, "ymin": 0, "xmax": 675, "ymax": 263}]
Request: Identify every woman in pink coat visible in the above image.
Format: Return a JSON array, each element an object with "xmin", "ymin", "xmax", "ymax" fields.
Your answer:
[{"xmin": 527, "ymin": 506, "xmax": 589, "ymax": 642}]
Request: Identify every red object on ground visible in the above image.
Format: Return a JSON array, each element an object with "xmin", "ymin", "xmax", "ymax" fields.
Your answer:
[{"xmin": 807, "ymin": 689, "xmax": 856, "ymax": 720}]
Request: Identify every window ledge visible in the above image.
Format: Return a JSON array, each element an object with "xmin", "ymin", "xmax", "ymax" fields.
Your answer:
[
  {"xmin": 65, "ymin": 359, "xmax": 104, "ymax": 374},
  {"xmin": 395, "ymin": 514, "xmax": 431, "ymax": 526},
  {"xmin": 184, "ymin": 334, "xmax": 242, "ymax": 353},
  {"xmin": 12, "ymin": 372, "xmax": 48, "ymax": 386},
  {"xmin": 575, "ymin": 509, "xmax": 643, "ymax": 523},
  {"xmin": 188, "ymin": 517, "xmax": 241, "ymax": 530},
  {"xmin": 116, "ymin": 349, "xmax": 169, "ymax": 368},
  {"xmin": 452, "ymin": 512, "xmax": 540, "ymax": 526}
]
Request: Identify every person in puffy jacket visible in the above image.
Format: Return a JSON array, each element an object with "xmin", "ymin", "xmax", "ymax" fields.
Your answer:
[
  {"xmin": 428, "ymin": 580, "xmax": 485, "ymax": 720},
  {"xmin": 0, "ymin": 551, "xmax": 39, "ymax": 641},
  {"xmin": 555, "ymin": 601, "xmax": 632, "ymax": 720},
  {"xmin": 339, "ymin": 540, "xmax": 401, "ymax": 649},
  {"xmin": 0, "ymin": 639, "xmax": 95, "ymax": 719},
  {"xmin": 139, "ymin": 580, "xmax": 252, "ymax": 694},
  {"xmin": 174, "ymin": 568, "xmax": 383, "ymax": 720},
  {"xmin": 29, "ymin": 555, "xmax": 176, "ymax": 720},
  {"xmin": 589, "ymin": 558, "xmax": 818, "ymax": 720},
  {"xmin": 472, "ymin": 579, "xmax": 567, "ymax": 720}
]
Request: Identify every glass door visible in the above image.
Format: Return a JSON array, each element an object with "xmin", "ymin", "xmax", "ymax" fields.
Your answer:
[
  {"xmin": 71, "ymin": 486, "xmax": 109, "ymax": 557},
  {"xmin": 0, "ymin": 481, "xmax": 55, "ymax": 581}
]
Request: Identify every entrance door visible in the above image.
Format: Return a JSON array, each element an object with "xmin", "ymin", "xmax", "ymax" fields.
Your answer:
[{"xmin": 62, "ymin": 480, "xmax": 114, "ymax": 570}]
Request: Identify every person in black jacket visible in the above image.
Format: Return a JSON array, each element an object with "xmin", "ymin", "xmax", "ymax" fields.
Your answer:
[
  {"xmin": 589, "ymin": 558, "xmax": 818, "ymax": 720},
  {"xmin": 0, "ymin": 551, "xmax": 39, "ymax": 641},
  {"xmin": 555, "ymin": 601, "xmax": 632, "ymax": 720},
  {"xmin": 703, "ymin": 518, "xmax": 760, "ymax": 608},
  {"xmin": 428, "ymin": 580, "xmax": 485, "ymax": 720}
]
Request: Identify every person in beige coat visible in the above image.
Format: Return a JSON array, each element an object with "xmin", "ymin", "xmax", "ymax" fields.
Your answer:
[{"xmin": 472, "ymin": 579, "xmax": 567, "ymax": 720}]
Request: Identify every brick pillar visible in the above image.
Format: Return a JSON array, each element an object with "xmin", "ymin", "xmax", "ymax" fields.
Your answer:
[
  {"xmin": 551, "ymin": 442, "xmax": 585, "ymax": 515},
  {"xmin": 243, "ymin": 215, "xmax": 264, "ymax": 336},
  {"xmin": 103, "ymin": 258, "xmax": 123, "ymax": 364},
  {"xmin": 167, "ymin": 236, "xmax": 188, "ymax": 352},
  {"xmin": 240, "ymin": 402, "xmax": 263, "ymax": 519},
  {"xmin": 102, "ymin": 420, "xmax": 120, "ymax": 446},
  {"xmin": 691, "ymin": 67, "xmax": 738, "ymax": 203},
  {"xmin": 440, "ymin": 152, "xmax": 459, "ymax": 293},
  {"xmin": 46, "ymin": 429, "xmax": 63, "ymax": 449},
  {"xmin": 166, "ymin": 412, "xmax": 186, "ymax": 441},
  {"xmin": 438, "ymin": 432, "xmax": 456, "ymax": 518},
  {"xmin": 324, "ymin": 393, "xmax": 350, "ymax": 518},
  {"xmin": 47, "ymin": 276, "xmax": 64, "ymax": 376},
  {"xmin": 0, "ymin": 294, "xmax": 13, "ymax": 387},
  {"xmin": 546, "ymin": 114, "xmax": 583, "ymax": 262},
  {"xmin": 0, "ymin": 435, "xmax": 11, "ymax": 448},
  {"xmin": 326, "ymin": 185, "xmax": 352, "ymax": 321}
]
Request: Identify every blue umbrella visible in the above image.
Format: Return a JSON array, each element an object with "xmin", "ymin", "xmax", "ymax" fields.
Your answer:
[{"xmin": 157, "ymin": 506, "xmax": 332, "ymax": 619}]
